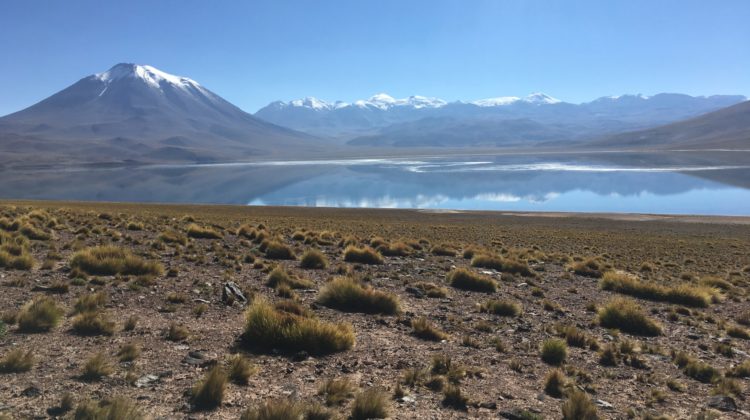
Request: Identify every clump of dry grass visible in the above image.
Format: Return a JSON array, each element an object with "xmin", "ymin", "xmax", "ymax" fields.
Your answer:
[
  {"xmin": 159, "ymin": 230, "xmax": 188, "ymax": 245},
  {"xmin": 300, "ymin": 248, "xmax": 329, "ymax": 269},
  {"xmin": 567, "ymin": 258, "xmax": 605, "ymax": 278},
  {"xmin": 480, "ymin": 299, "xmax": 521, "ymax": 316},
  {"xmin": 541, "ymin": 339, "xmax": 567, "ymax": 365},
  {"xmin": 600, "ymin": 271, "xmax": 714, "ymax": 307},
  {"xmin": 317, "ymin": 277, "xmax": 401, "ymax": 315},
  {"xmin": 73, "ymin": 397, "xmax": 143, "ymax": 420},
  {"xmin": 81, "ymin": 352, "xmax": 113, "ymax": 381},
  {"xmin": 318, "ymin": 378, "xmax": 355, "ymax": 406},
  {"xmin": 598, "ymin": 297, "xmax": 662, "ymax": 336},
  {"xmin": 414, "ymin": 282, "xmax": 449, "ymax": 298},
  {"xmin": 266, "ymin": 266, "xmax": 314, "ymax": 290},
  {"xmin": 187, "ymin": 223, "xmax": 222, "ymax": 239},
  {"xmin": 412, "ymin": 317, "xmax": 447, "ymax": 341},
  {"xmin": 446, "ymin": 268, "xmax": 497, "ymax": 293},
  {"xmin": 0, "ymin": 349, "xmax": 34, "ymax": 373},
  {"xmin": 17, "ymin": 296, "xmax": 63, "ymax": 333},
  {"xmin": 727, "ymin": 325, "xmax": 750, "ymax": 340},
  {"xmin": 70, "ymin": 246, "xmax": 163, "ymax": 276},
  {"xmin": 561, "ymin": 390, "xmax": 598, "ymax": 420},
  {"xmin": 72, "ymin": 292, "xmax": 107, "ymax": 314},
  {"xmin": 166, "ymin": 322, "xmax": 190, "ymax": 342},
  {"xmin": 240, "ymin": 299, "xmax": 354, "ymax": 355},
  {"xmin": 544, "ymin": 369, "xmax": 566, "ymax": 397},
  {"xmin": 263, "ymin": 240, "xmax": 296, "ymax": 260},
  {"xmin": 192, "ymin": 366, "xmax": 227, "ymax": 410},
  {"xmin": 117, "ymin": 343, "xmax": 141, "ymax": 362},
  {"xmin": 431, "ymin": 244, "xmax": 457, "ymax": 257},
  {"xmin": 377, "ymin": 242, "xmax": 412, "ymax": 257},
  {"xmin": 227, "ymin": 354, "xmax": 257, "ymax": 385},
  {"xmin": 351, "ymin": 388, "xmax": 389, "ymax": 420},
  {"xmin": 72, "ymin": 310, "xmax": 116, "ymax": 336},
  {"xmin": 342, "ymin": 245, "xmax": 384, "ymax": 265},
  {"xmin": 471, "ymin": 254, "xmax": 534, "ymax": 277},
  {"xmin": 241, "ymin": 400, "xmax": 327, "ymax": 420},
  {"xmin": 442, "ymin": 385, "xmax": 468, "ymax": 410}
]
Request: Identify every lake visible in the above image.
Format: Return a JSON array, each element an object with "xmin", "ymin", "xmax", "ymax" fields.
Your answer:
[{"xmin": 1, "ymin": 152, "xmax": 749, "ymax": 215}]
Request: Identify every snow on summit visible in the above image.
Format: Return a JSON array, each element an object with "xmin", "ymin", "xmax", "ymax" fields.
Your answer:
[{"xmin": 94, "ymin": 63, "xmax": 203, "ymax": 91}]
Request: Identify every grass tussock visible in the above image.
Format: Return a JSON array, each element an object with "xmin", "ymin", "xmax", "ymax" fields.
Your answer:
[
  {"xmin": 266, "ymin": 266, "xmax": 314, "ymax": 290},
  {"xmin": 72, "ymin": 311, "xmax": 116, "ymax": 336},
  {"xmin": 117, "ymin": 343, "xmax": 141, "ymax": 362},
  {"xmin": 411, "ymin": 317, "xmax": 447, "ymax": 341},
  {"xmin": 0, "ymin": 349, "xmax": 34, "ymax": 373},
  {"xmin": 343, "ymin": 245, "xmax": 384, "ymax": 265},
  {"xmin": 414, "ymin": 282, "xmax": 449, "ymax": 298},
  {"xmin": 598, "ymin": 297, "xmax": 662, "ymax": 336},
  {"xmin": 166, "ymin": 322, "xmax": 190, "ymax": 341},
  {"xmin": 318, "ymin": 378, "xmax": 355, "ymax": 406},
  {"xmin": 544, "ymin": 369, "xmax": 566, "ymax": 398},
  {"xmin": 480, "ymin": 299, "xmax": 521, "ymax": 316},
  {"xmin": 227, "ymin": 354, "xmax": 257, "ymax": 385},
  {"xmin": 541, "ymin": 339, "xmax": 567, "ymax": 365},
  {"xmin": 561, "ymin": 390, "xmax": 598, "ymax": 420},
  {"xmin": 159, "ymin": 230, "xmax": 188, "ymax": 245},
  {"xmin": 81, "ymin": 352, "xmax": 113, "ymax": 381},
  {"xmin": 431, "ymin": 244, "xmax": 457, "ymax": 257},
  {"xmin": 317, "ymin": 277, "xmax": 401, "ymax": 315},
  {"xmin": 264, "ymin": 241, "xmax": 296, "ymax": 260},
  {"xmin": 192, "ymin": 366, "xmax": 227, "ymax": 410},
  {"xmin": 377, "ymin": 242, "xmax": 412, "ymax": 257},
  {"xmin": 73, "ymin": 397, "xmax": 143, "ymax": 420},
  {"xmin": 351, "ymin": 388, "xmax": 389, "ymax": 420},
  {"xmin": 0, "ymin": 249, "xmax": 33, "ymax": 270},
  {"xmin": 442, "ymin": 385, "xmax": 468, "ymax": 410},
  {"xmin": 300, "ymin": 248, "xmax": 329, "ymax": 269},
  {"xmin": 471, "ymin": 254, "xmax": 534, "ymax": 277},
  {"xmin": 17, "ymin": 296, "xmax": 63, "ymax": 333},
  {"xmin": 446, "ymin": 268, "xmax": 497, "ymax": 293},
  {"xmin": 71, "ymin": 246, "xmax": 163, "ymax": 276},
  {"xmin": 240, "ymin": 299, "xmax": 354, "ymax": 356},
  {"xmin": 600, "ymin": 271, "xmax": 713, "ymax": 307},
  {"xmin": 241, "ymin": 400, "xmax": 326, "ymax": 420},
  {"xmin": 567, "ymin": 258, "xmax": 605, "ymax": 278},
  {"xmin": 186, "ymin": 223, "xmax": 222, "ymax": 239},
  {"xmin": 72, "ymin": 292, "xmax": 107, "ymax": 314}
]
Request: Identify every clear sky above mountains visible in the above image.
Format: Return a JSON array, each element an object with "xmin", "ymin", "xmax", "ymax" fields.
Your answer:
[{"xmin": 1, "ymin": 0, "xmax": 748, "ymax": 116}]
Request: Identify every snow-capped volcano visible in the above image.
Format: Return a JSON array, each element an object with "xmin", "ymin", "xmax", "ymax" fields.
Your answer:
[{"xmin": 0, "ymin": 63, "xmax": 316, "ymax": 164}]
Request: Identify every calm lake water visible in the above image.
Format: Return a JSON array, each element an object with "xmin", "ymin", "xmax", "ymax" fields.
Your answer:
[{"xmin": 1, "ymin": 152, "xmax": 749, "ymax": 215}]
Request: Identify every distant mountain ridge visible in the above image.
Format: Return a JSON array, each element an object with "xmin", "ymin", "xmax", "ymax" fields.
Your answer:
[
  {"xmin": 0, "ymin": 63, "xmax": 319, "ymax": 165},
  {"xmin": 255, "ymin": 92, "xmax": 746, "ymax": 142}
]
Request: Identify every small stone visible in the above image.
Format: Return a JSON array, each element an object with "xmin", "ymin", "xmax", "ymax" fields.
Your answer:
[
  {"xmin": 595, "ymin": 399, "xmax": 614, "ymax": 409},
  {"xmin": 21, "ymin": 385, "xmax": 41, "ymax": 397},
  {"xmin": 135, "ymin": 374, "xmax": 160, "ymax": 388},
  {"xmin": 707, "ymin": 395, "xmax": 737, "ymax": 412}
]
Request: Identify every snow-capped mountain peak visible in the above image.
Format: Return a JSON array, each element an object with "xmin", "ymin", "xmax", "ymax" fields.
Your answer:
[
  {"xmin": 523, "ymin": 92, "xmax": 561, "ymax": 104},
  {"xmin": 94, "ymin": 63, "xmax": 203, "ymax": 92},
  {"xmin": 289, "ymin": 97, "xmax": 331, "ymax": 110},
  {"xmin": 472, "ymin": 96, "xmax": 522, "ymax": 107}
]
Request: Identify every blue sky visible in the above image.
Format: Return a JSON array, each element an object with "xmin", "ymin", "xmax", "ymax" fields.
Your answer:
[{"xmin": 1, "ymin": 0, "xmax": 748, "ymax": 115}]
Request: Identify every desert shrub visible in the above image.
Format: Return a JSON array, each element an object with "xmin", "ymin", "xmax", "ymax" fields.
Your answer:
[
  {"xmin": 228, "ymin": 354, "xmax": 256, "ymax": 385},
  {"xmin": 117, "ymin": 343, "xmax": 141, "ymax": 362},
  {"xmin": 300, "ymin": 248, "xmax": 329, "ymax": 269},
  {"xmin": 318, "ymin": 378, "xmax": 355, "ymax": 406},
  {"xmin": 17, "ymin": 296, "xmax": 63, "ymax": 332},
  {"xmin": 431, "ymin": 244, "xmax": 457, "ymax": 257},
  {"xmin": 343, "ymin": 245, "xmax": 383, "ymax": 265},
  {"xmin": 351, "ymin": 388, "xmax": 389, "ymax": 420},
  {"xmin": 412, "ymin": 317, "xmax": 447, "ymax": 341},
  {"xmin": 377, "ymin": 242, "xmax": 411, "ymax": 257},
  {"xmin": 442, "ymin": 385, "xmax": 468, "ymax": 409},
  {"xmin": 541, "ymin": 339, "xmax": 567, "ymax": 365},
  {"xmin": 192, "ymin": 366, "xmax": 227, "ymax": 410},
  {"xmin": 19, "ymin": 223, "xmax": 50, "ymax": 240},
  {"xmin": 266, "ymin": 267, "xmax": 314, "ymax": 289},
  {"xmin": 544, "ymin": 369, "xmax": 566, "ymax": 397},
  {"xmin": 317, "ymin": 277, "xmax": 400, "ymax": 315},
  {"xmin": 72, "ymin": 292, "xmax": 107, "ymax": 314},
  {"xmin": 264, "ymin": 241, "xmax": 296, "ymax": 260},
  {"xmin": 446, "ymin": 268, "xmax": 497, "ymax": 293},
  {"xmin": 70, "ymin": 246, "xmax": 163, "ymax": 276},
  {"xmin": 557, "ymin": 325, "xmax": 587, "ymax": 347},
  {"xmin": 0, "ymin": 349, "xmax": 34, "ymax": 373},
  {"xmin": 159, "ymin": 230, "xmax": 188, "ymax": 245},
  {"xmin": 414, "ymin": 282, "xmax": 448, "ymax": 298},
  {"xmin": 481, "ymin": 299, "xmax": 521, "ymax": 316},
  {"xmin": 728, "ymin": 360, "xmax": 750, "ymax": 378},
  {"xmin": 186, "ymin": 224, "xmax": 222, "ymax": 239},
  {"xmin": 561, "ymin": 390, "xmax": 598, "ymax": 420},
  {"xmin": 599, "ymin": 344, "xmax": 620, "ymax": 366},
  {"xmin": 727, "ymin": 325, "xmax": 750, "ymax": 339},
  {"xmin": 73, "ymin": 397, "xmax": 143, "ymax": 420},
  {"xmin": 166, "ymin": 323, "xmax": 189, "ymax": 341},
  {"xmin": 72, "ymin": 311, "xmax": 116, "ymax": 336},
  {"xmin": 600, "ymin": 271, "xmax": 713, "ymax": 307},
  {"xmin": 0, "ymin": 249, "xmax": 34, "ymax": 270},
  {"xmin": 241, "ymin": 400, "xmax": 305, "ymax": 420},
  {"xmin": 81, "ymin": 352, "xmax": 113, "ymax": 381},
  {"xmin": 471, "ymin": 254, "xmax": 534, "ymax": 277},
  {"xmin": 597, "ymin": 298, "xmax": 662, "ymax": 336},
  {"xmin": 568, "ymin": 258, "xmax": 604, "ymax": 278},
  {"xmin": 240, "ymin": 299, "xmax": 354, "ymax": 355},
  {"xmin": 684, "ymin": 360, "xmax": 721, "ymax": 383}
]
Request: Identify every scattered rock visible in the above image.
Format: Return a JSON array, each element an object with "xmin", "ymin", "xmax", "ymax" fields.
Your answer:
[
  {"xmin": 707, "ymin": 395, "xmax": 737, "ymax": 412},
  {"xmin": 21, "ymin": 385, "xmax": 41, "ymax": 398},
  {"xmin": 222, "ymin": 282, "xmax": 247, "ymax": 305},
  {"xmin": 135, "ymin": 374, "xmax": 160, "ymax": 388},
  {"xmin": 595, "ymin": 399, "xmax": 614, "ymax": 409}
]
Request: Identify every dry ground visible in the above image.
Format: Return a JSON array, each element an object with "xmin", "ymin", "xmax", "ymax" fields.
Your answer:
[{"xmin": 0, "ymin": 200, "xmax": 749, "ymax": 419}]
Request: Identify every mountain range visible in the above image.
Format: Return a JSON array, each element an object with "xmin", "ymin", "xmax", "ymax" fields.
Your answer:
[{"xmin": 0, "ymin": 63, "xmax": 747, "ymax": 166}]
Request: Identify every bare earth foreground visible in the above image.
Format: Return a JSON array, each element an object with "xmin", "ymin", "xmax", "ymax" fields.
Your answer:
[{"xmin": 1, "ymin": 200, "xmax": 749, "ymax": 419}]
